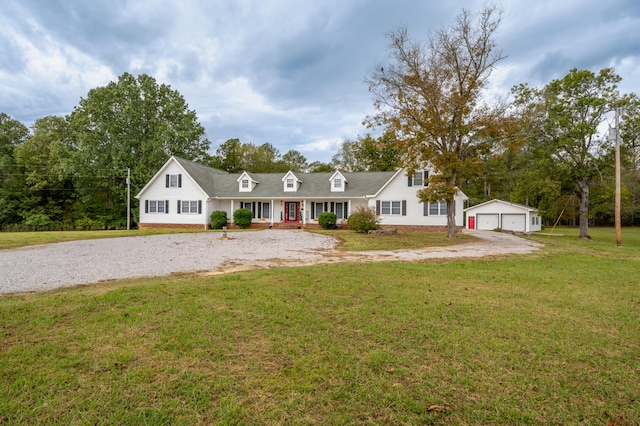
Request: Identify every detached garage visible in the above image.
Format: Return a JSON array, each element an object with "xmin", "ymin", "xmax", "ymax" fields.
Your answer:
[{"xmin": 465, "ymin": 200, "xmax": 542, "ymax": 233}]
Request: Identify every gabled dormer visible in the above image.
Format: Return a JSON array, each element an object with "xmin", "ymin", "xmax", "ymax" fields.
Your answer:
[
  {"xmin": 282, "ymin": 171, "xmax": 301, "ymax": 192},
  {"xmin": 237, "ymin": 171, "xmax": 258, "ymax": 192},
  {"xmin": 330, "ymin": 171, "xmax": 347, "ymax": 192}
]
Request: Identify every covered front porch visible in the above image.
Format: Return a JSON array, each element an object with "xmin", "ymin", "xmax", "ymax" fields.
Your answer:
[{"xmin": 221, "ymin": 198, "xmax": 364, "ymax": 229}]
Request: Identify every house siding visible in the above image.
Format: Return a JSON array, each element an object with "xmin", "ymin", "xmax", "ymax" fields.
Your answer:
[
  {"xmin": 370, "ymin": 167, "xmax": 465, "ymax": 227},
  {"xmin": 138, "ymin": 161, "xmax": 209, "ymax": 227},
  {"xmin": 136, "ymin": 157, "xmax": 469, "ymax": 230}
]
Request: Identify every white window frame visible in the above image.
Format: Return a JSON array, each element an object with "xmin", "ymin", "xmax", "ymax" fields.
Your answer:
[
  {"xmin": 169, "ymin": 174, "xmax": 179, "ymax": 188},
  {"xmin": 149, "ymin": 200, "xmax": 165, "ymax": 214},
  {"xmin": 429, "ymin": 201, "xmax": 447, "ymax": 216},
  {"xmin": 334, "ymin": 178, "xmax": 342, "ymax": 188},
  {"xmin": 412, "ymin": 172, "xmax": 424, "ymax": 187},
  {"xmin": 181, "ymin": 200, "xmax": 199, "ymax": 214},
  {"xmin": 380, "ymin": 200, "xmax": 402, "ymax": 215}
]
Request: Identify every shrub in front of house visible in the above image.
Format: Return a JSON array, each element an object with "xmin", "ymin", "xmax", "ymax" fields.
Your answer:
[
  {"xmin": 347, "ymin": 206, "xmax": 380, "ymax": 233},
  {"xmin": 210, "ymin": 211, "xmax": 228, "ymax": 229},
  {"xmin": 318, "ymin": 211, "xmax": 337, "ymax": 229},
  {"xmin": 233, "ymin": 208, "xmax": 253, "ymax": 229}
]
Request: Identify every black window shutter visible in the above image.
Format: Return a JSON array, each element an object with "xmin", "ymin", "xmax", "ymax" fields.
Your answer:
[
  {"xmin": 408, "ymin": 176, "xmax": 412, "ymax": 187},
  {"xmin": 376, "ymin": 200, "xmax": 381, "ymax": 215},
  {"xmin": 424, "ymin": 171, "xmax": 429, "ymax": 186},
  {"xmin": 423, "ymin": 202, "xmax": 428, "ymax": 216},
  {"xmin": 324, "ymin": 202, "xmax": 328, "ymax": 212},
  {"xmin": 311, "ymin": 202, "xmax": 315, "ymax": 219},
  {"xmin": 165, "ymin": 174, "xmax": 169, "ymax": 188},
  {"xmin": 198, "ymin": 200, "xmax": 202, "ymax": 214},
  {"xmin": 177, "ymin": 200, "xmax": 181, "ymax": 214},
  {"xmin": 178, "ymin": 174, "xmax": 182, "ymax": 188},
  {"xmin": 145, "ymin": 200, "xmax": 149, "ymax": 213},
  {"xmin": 402, "ymin": 200, "xmax": 407, "ymax": 216},
  {"xmin": 257, "ymin": 202, "xmax": 262, "ymax": 218},
  {"xmin": 330, "ymin": 202, "xmax": 334, "ymax": 213},
  {"xmin": 344, "ymin": 202, "xmax": 348, "ymax": 218},
  {"xmin": 165, "ymin": 200, "xmax": 169, "ymax": 214}
]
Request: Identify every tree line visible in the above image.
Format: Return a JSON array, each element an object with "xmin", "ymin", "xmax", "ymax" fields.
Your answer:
[{"xmin": 2, "ymin": 5, "xmax": 639, "ymax": 234}]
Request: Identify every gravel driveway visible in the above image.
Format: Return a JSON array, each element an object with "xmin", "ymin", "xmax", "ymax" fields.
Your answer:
[{"xmin": 0, "ymin": 230, "xmax": 542, "ymax": 295}]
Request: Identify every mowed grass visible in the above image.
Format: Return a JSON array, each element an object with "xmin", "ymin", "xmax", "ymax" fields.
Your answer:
[
  {"xmin": 1, "ymin": 229, "xmax": 639, "ymax": 425},
  {"xmin": 312, "ymin": 228, "xmax": 474, "ymax": 251}
]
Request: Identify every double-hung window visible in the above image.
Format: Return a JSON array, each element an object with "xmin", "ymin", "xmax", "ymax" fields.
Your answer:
[
  {"xmin": 146, "ymin": 200, "xmax": 168, "ymax": 214},
  {"xmin": 181, "ymin": 200, "xmax": 199, "ymax": 214},
  {"xmin": 166, "ymin": 174, "xmax": 182, "ymax": 188},
  {"xmin": 427, "ymin": 201, "xmax": 448, "ymax": 216},
  {"xmin": 408, "ymin": 171, "xmax": 428, "ymax": 187},
  {"xmin": 378, "ymin": 200, "xmax": 405, "ymax": 215}
]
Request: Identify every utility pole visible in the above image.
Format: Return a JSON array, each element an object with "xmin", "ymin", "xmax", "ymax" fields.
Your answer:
[
  {"xmin": 615, "ymin": 108, "xmax": 622, "ymax": 247},
  {"xmin": 127, "ymin": 168, "xmax": 131, "ymax": 231}
]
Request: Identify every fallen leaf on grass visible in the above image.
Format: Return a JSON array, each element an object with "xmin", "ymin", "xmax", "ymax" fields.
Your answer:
[{"xmin": 427, "ymin": 404, "xmax": 449, "ymax": 413}]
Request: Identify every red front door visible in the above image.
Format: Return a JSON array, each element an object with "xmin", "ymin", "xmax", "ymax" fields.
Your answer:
[
  {"xmin": 468, "ymin": 216, "xmax": 475, "ymax": 229},
  {"xmin": 285, "ymin": 202, "xmax": 300, "ymax": 223}
]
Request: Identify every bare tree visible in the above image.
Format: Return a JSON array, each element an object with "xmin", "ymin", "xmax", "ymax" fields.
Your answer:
[{"xmin": 367, "ymin": 5, "xmax": 506, "ymax": 237}]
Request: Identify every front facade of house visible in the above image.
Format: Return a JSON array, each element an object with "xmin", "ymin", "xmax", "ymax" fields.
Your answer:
[
  {"xmin": 464, "ymin": 199, "xmax": 542, "ymax": 233},
  {"xmin": 136, "ymin": 156, "xmax": 468, "ymax": 230}
]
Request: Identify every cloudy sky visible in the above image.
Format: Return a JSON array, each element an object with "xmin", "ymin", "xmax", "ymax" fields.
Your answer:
[{"xmin": 2, "ymin": 0, "xmax": 639, "ymax": 163}]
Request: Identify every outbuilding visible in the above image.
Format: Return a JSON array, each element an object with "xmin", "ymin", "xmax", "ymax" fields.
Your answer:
[{"xmin": 465, "ymin": 199, "xmax": 542, "ymax": 233}]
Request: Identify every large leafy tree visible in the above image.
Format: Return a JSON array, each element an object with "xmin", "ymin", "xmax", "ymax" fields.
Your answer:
[
  {"xmin": 367, "ymin": 5, "xmax": 506, "ymax": 237},
  {"xmin": 512, "ymin": 68, "xmax": 622, "ymax": 238},
  {"xmin": 281, "ymin": 149, "xmax": 308, "ymax": 172},
  {"xmin": 209, "ymin": 138, "xmax": 245, "ymax": 172},
  {"xmin": 0, "ymin": 113, "xmax": 30, "ymax": 226},
  {"xmin": 68, "ymin": 73, "xmax": 209, "ymax": 227},
  {"xmin": 332, "ymin": 132, "xmax": 401, "ymax": 172},
  {"xmin": 14, "ymin": 116, "xmax": 77, "ymax": 224}
]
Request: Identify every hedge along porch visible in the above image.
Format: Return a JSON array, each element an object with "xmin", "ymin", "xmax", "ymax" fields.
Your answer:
[{"xmin": 136, "ymin": 156, "xmax": 468, "ymax": 230}]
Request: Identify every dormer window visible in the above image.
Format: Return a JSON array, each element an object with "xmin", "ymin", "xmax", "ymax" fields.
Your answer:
[
  {"xmin": 330, "ymin": 171, "xmax": 347, "ymax": 192},
  {"xmin": 238, "ymin": 171, "xmax": 257, "ymax": 192},
  {"xmin": 282, "ymin": 171, "xmax": 300, "ymax": 192}
]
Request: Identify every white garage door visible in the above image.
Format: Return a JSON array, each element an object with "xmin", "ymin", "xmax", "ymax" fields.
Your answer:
[
  {"xmin": 501, "ymin": 214, "xmax": 526, "ymax": 232},
  {"xmin": 476, "ymin": 214, "xmax": 499, "ymax": 230}
]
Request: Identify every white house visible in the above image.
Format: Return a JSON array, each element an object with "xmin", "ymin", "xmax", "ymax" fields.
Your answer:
[
  {"xmin": 464, "ymin": 199, "xmax": 542, "ymax": 232},
  {"xmin": 135, "ymin": 156, "xmax": 469, "ymax": 230}
]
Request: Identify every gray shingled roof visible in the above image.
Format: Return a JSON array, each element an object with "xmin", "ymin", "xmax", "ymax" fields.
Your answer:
[{"xmin": 173, "ymin": 157, "xmax": 396, "ymax": 199}]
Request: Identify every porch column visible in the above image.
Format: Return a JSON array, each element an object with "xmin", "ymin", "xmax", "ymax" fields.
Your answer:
[
  {"xmin": 230, "ymin": 200, "xmax": 234, "ymax": 224},
  {"xmin": 303, "ymin": 199, "xmax": 306, "ymax": 224},
  {"xmin": 271, "ymin": 199, "xmax": 274, "ymax": 226}
]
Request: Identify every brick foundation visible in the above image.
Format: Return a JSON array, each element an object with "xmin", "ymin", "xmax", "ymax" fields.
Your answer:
[
  {"xmin": 139, "ymin": 223, "xmax": 210, "ymax": 230},
  {"xmin": 139, "ymin": 223, "xmax": 461, "ymax": 232},
  {"xmin": 379, "ymin": 225, "xmax": 463, "ymax": 233}
]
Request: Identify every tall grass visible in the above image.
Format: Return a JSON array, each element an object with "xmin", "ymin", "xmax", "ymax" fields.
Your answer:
[{"xmin": 1, "ymin": 228, "xmax": 638, "ymax": 424}]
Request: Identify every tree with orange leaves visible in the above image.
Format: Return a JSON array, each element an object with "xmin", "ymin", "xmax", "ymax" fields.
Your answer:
[{"xmin": 366, "ymin": 5, "xmax": 506, "ymax": 237}]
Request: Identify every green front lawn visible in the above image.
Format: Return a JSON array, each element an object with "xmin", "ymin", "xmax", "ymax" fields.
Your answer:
[{"xmin": 1, "ymin": 228, "xmax": 638, "ymax": 424}]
